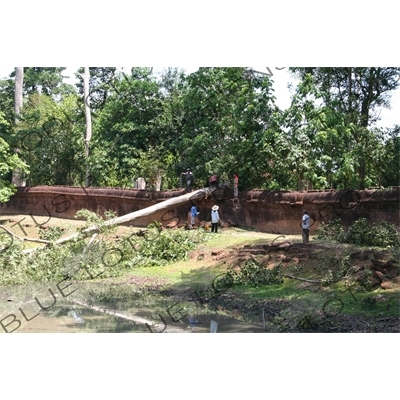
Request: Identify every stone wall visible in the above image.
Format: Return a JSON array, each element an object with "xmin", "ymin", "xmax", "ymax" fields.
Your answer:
[
  {"xmin": 220, "ymin": 188, "xmax": 400, "ymax": 234},
  {"xmin": 1, "ymin": 185, "xmax": 399, "ymax": 234}
]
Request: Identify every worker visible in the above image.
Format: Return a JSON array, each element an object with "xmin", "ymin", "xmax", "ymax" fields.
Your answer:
[
  {"xmin": 209, "ymin": 173, "xmax": 219, "ymax": 188},
  {"xmin": 301, "ymin": 210, "xmax": 310, "ymax": 243},
  {"xmin": 182, "ymin": 168, "xmax": 195, "ymax": 192},
  {"xmin": 190, "ymin": 203, "xmax": 200, "ymax": 228},
  {"xmin": 233, "ymin": 174, "xmax": 239, "ymax": 198},
  {"xmin": 211, "ymin": 205, "xmax": 220, "ymax": 233}
]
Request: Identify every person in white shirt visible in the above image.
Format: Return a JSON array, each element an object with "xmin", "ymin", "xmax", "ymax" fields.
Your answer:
[
  {"xmin": 301, "ymin": 210, "xmax": 310, "ymax": 243},
  {"xmin": 211, "ymin": 205, "xmax": 220, "ymax": 233}
]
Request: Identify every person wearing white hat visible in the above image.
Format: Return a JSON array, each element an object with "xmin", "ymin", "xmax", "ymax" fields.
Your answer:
[
  {"xmin": 211, "ymin": 205, "xmax": 220, "ymax": 233},
  {"xmin": 301, "ymin": 210, "xmax": 310, "ymax": 243}
]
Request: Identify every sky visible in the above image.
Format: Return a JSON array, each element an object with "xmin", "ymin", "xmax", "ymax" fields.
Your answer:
[{"xmin": 0, "ymin": 66, "xmax": 398, "ymax": 129}]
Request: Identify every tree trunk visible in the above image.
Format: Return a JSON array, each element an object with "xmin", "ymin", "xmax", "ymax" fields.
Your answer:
[
  {"xmin": 52, "ymin": 186, "xmax": 216, "ymax": 246},
  {"xmin": 84, "ymin": 67, "xmax": 92, "ymax": 187},
  {"xmin": 11, "ymin": 67, "xmax": 26, "ymax": 186},
  {"xmin": 155, "ymin": 170, "xmax": 162, "ymax": 191},
  {"xmin": 14, "ymin": 67, "xmax": 24, "ymax": 118}
]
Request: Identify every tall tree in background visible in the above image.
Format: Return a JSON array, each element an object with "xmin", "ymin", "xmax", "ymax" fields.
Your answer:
[
  {"xmin": 0, "ymin": 135, "xmax": 29, "ymax": 201},
  {"xmin": 1, "ymin": 67, "xmax": 398, "ymax": 191},
  {"xmin": 13, "ymin": 68, "xmax": 23, "ymax": 118},
  {"xmin": 75, "ymin": 67, "xmax": 117, "ymax": 111},
  {"xmin": 22, "ymin": 67, "xmax": 71, "ymax": 97},
  {"xmin": 379, "ymin": 125, "xmax": 400, "ymax": 187},
  {"xmin": 153, "ymin": 67, "xmax": 188, "ymax": 187},
  {"xmin": 180, "ymin": 67, "xmax": 279, "ymax": 189},
  {"xmin": 84, "ymin": 67, "xmax": 92, "ymax": 187},
  {"xmin": 12, "ymin": 92, "xmax": 85, "ymax": 186},
  {"xmin": 89, "ymin": 68, "xmax": 163, "ymax": 187},
  {"xmin": 290, "ymin": 67, "xmax": 400, "ymax": 188},
  {"xmin": 11, "ymin": 67, "xmax": 26, "ymax": 186}
]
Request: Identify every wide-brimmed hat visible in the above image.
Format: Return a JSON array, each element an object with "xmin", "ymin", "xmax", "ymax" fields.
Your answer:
[{"xmin": 212, "ymin": 205, "xmax": 219, "ymax": 211}]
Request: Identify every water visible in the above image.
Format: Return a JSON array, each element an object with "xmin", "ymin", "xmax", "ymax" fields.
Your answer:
[{"xmin": 0, "ymin": 283, "xmax": 265, "ymax": 333}]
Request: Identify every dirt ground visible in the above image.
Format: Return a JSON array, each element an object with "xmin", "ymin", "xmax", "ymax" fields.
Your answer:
[{"xmin": 166, "ymin": 233, "xmax": 400, "ymax": 332}]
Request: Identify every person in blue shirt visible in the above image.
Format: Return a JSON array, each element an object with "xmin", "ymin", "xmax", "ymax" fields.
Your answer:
[{"xmin": 190, "ymin": 203, "xmax": 199, "ymax": 227}]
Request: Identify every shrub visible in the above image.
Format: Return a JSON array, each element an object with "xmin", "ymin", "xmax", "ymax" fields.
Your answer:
[
  {"xmin": 340, "ymin": 218, "xmax": 371, "ymax": 246},
  {"xmin": 39, "ymin": 226, "xmax": 64, "ymax": 241},
  {"xmin": 221, "ymin": 260, "xmax": 283, "ymax": 288},
  {"xmin": 315, "ymin": 219, "xmax": 344, "ymax": 242},
  {"xmin": 340, "ymin": 218, "xmax": 400, "ymax": 248},
  {"xmin": 316, "ymin": 218, "xmax": 400, "ymax": 248},
  {"xmin": 0, "ymin": 217, "xmax": 210, "ymax": 286},
  {"xmin": 368, "ymin": 220, "xmax": 400, "ymax": 248}
]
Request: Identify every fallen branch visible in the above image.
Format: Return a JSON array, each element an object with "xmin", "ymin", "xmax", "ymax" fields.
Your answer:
[
  {"xmin": 22, "ymin": 186, "xmax": 216, "ymax": 254},
  {"xmin": 54, "ymin": 186, "xmax": 216, "ymax": 245},
  {"xmin": 0, "ymin": 225, "xmax": 51, "ymax": 245},
  {"xmin": 83, "ymin": 233, "xmax": 99, "ymax": 254},
  {"xmin": 281, "ymin": 273, "xmax": 323, "ymax": 283}
]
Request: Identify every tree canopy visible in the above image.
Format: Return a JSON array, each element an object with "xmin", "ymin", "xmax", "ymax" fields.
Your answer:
[{"xmin": 0, "ymin": 66, "xmax": 398, "ymax": 200}]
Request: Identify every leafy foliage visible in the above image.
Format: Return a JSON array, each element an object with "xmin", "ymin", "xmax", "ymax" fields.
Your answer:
[
  {"xmin": 75, "ymin": 209, "xmax": 118, "ymax": 235},
  {"xmin": 0, "ymin": 134, "xmax": 29, "ymax": 202},
  {"xmin": 316, "ymin": 217, "xmax": 400, "ymax": 248},
  {"xmin": 340, "ymin": 218, "xmax": 400, "ymax": 248},
  {"xmin": 290, "ymin": 67, "xmax": 400, "ymax": 189},
  {"xmin": 315, "ymin": 219, "xmax": 345, "ymax": 242},
  {"xmin": 117, "ymin": 223, "xmax": 208, "ymax": 268},
  {"xmin": 38, "ymin": 226, "xmax": 64, "ymax": 241},
  {"xmin": 9, "ymin": 92, "xmax": 85, "ymax": 186},
  {"xmin": 179, "ymin": 67, "xmax": 279, "ymax": 189},
  {"xmin": 217, "ymin": 260, "xmax": 284, "ymax": 288},
  {"xmin": 274, "ymin": 299, "xmax": 322, "ymax": 331},
  {"xmin": 0, "ymin": 67, "xmax": 399, "ymax": 191},
  {"xmin": 0, "ymin": 211, "xmax": 209, "ymax": 286}
]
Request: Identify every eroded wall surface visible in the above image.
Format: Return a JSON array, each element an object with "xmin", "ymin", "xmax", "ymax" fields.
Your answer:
[{"xmin": 1, "ymin": 186, "xmax": 399, "ymax": 234}]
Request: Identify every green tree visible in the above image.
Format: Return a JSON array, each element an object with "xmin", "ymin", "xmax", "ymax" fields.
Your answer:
[
  {"xmin": 379, "ymin": 125, "xmax": 400, "ymax": 187},
  {"xmin": 153, "ymin": 67, "xmax": 188, "ymax": 187},
  {"xmin": 0, "ymin": 111, "xmax": 29, "ymax": 201},
  {"xmin": 11, "ymin": 67, "xmax": 26, "ymax": 186},
  {"xmin": 20, "ymin": 67, "xmax": 73, "ymax": 97},
  {"xmin": 75, "ymin": 67, "xmax": 117, "ymax": 111},
  {"xmin": 88, "ymin": 68, "xmax": 164, "ymax": 187},
  {"xmin": 179, "ymin": 67, "xmax": 279, "ymax": 189},
  {"xmin": 290, "ymin": 67, "xmax": 400, "ymax": 189},
  {"xmin": 0, "ymin": 75, "xmax": 14, "ymax": 123},
  {"xmin": 11, "ymin": 93, "xmax": 85, "ymax": 186},
  {"xmin": 271, "ymin": 75, "xmax": 355, "ymax": 190}
]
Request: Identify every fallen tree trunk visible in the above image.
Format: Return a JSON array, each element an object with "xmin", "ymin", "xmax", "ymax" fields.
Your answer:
[
  {"xmin": 24, "ymin": 187, "xmax": 216, "ymax": 253},
  {"xmin": 69, "ymin": 299, "xmax": 184, "ymax": 333},
  {"xmin": 70, "ymin": 299, "xmax": 159, "ymax": 326}
]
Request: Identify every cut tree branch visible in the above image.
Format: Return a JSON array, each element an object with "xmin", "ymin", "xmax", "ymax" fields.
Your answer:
[
  {"xmin": 22, "ymin": 186, "xmax": 217, "ymax": 254},
  {"xmin": 281, "ymin": 273, "xmax": 323, "ymax": 283},
  {"xmin": 1, "ymin": 225, "xmax": 51, "ymax": 244}
]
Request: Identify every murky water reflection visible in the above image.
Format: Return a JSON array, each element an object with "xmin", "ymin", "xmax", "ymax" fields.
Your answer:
[{"xmin": 1, "ymin": 283, "xmax": 265, "ymax": 333}]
